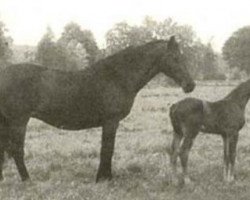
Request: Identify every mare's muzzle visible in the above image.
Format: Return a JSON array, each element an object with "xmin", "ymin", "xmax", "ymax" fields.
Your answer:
[{"xmin": 182, "ymin": 80, "xmax": 195, "ymax": 93}]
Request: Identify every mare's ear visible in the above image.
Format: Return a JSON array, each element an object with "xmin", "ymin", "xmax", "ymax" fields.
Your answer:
[{"xmin": 168, "ymin": 36, "xmax": 178, "ymax": 49}]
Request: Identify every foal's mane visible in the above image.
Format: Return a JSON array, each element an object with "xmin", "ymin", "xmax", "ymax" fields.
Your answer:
[{"xmin": 224, "ymin": 79, "xmax": 250, "ymax": 100}]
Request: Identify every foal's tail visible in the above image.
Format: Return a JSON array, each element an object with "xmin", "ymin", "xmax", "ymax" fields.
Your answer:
[
  {"xmin": 169, "ymin": 102, "xmax": 183, "ymax": 137},
  {"xmin": 169, "ymin": 103, "xmax": 177, "ymax": 120},
  {"xmin": 169, "ymin": 103, "xmax": 180, "ymax": 128}
]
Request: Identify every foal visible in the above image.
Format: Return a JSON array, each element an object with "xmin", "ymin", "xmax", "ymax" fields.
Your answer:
[{"xmin": 169, "ymin": 80, "xmax": 250, "ymax": 184}]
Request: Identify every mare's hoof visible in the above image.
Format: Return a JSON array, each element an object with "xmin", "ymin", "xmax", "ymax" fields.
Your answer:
[
  {"xmin": 169, "ymin": 174, "xmax": 179, "ymax": 186},
  {"xmin": 96, "ymin": 173, "xmax": 112, "ymax": 183}
]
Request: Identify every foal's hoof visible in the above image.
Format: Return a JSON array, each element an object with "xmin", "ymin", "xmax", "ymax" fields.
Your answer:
[
  {"xmin": 183, "ymin": 176, "xmax": 192, "ymax": 185},
  {"xmin": 23, "ymin": 179, "xmax": 33, "ymax": 186},
  {"xmin": 224, "ymin": 176, "xmax": 235, "ymax": 184},
  {"xmin": 21, "ymin": 176, "xmax": 31, "ymax": 182}
]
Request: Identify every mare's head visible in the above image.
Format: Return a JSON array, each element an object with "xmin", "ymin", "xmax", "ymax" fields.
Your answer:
[{"xmin": 158, "ymin": 36, "xmax": 195, "ymax": 93}]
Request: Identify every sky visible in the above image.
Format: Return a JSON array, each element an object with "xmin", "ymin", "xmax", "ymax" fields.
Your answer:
[{"xmin": 0, "ymin": 0, "xmax": 250, "ymax": 51}]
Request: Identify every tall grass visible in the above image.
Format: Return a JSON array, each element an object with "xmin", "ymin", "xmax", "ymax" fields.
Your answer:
[{"xmin": 1, "ymin": 84, "xmax": 250, "ymax": 200}]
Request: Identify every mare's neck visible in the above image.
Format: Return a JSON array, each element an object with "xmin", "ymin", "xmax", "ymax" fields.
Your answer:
[
  {"xmin": 224, "ymin": 79, "xmax": 250, "ymax": 110},
  {"xmin": 97, "ymin": 47, "xmax": 161, "ymax": 94}
]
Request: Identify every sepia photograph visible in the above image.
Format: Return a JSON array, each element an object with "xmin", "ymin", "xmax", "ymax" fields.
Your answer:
[{"xmin": 0, "ymin": 0, "xmax": 250, "ymax": 199}]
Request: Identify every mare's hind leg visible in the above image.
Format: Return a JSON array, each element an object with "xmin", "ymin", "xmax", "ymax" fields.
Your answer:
[
  {"xmin": 179, "ymin": 126, "xmax": 199, "ymax": 184},
  {"xmin": 8, "ymin": 120, "xmax": 30, "ymax": 181},
  {"xmin": 0, "ymin": 114, "xmax": 10, "ymax": 181}
]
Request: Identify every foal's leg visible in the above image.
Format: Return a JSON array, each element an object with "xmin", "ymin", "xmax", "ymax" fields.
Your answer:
[
  {"xmin": 229, "ymin": 133, "xmax": 238, "ymax": 182},
  {"xmin": 179, "ymin": 128, "xmax": 198, "ymax": 184},
  {"xmin": 96, "ymin": 119, "xmax": 119, "ymax": 182},
  {"xmin": 170, "ymin": 131, "xmax": 183, "ymax": 184},
  {"xmin": 9, "ymin": 122, "xmax": 30, "ymax": 181},
  {"xmin": 222, "ymin": 135, "xmax": 229, "ymax": 181}
]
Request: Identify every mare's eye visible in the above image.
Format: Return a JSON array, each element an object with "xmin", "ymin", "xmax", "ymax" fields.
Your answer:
[{"xmin": 174, "ymin": 56, "xmax": 179, "ymax": 62}]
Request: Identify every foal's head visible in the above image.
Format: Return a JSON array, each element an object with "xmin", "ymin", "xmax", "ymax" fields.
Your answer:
[{"xmin": 158, "ymin": 36, "xmax": 195, "ymax": 93}]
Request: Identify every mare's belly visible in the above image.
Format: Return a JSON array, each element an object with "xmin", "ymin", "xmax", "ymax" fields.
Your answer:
[{"xmin": 31, "ymin": 109, "xmax": 102, "ymax": 130}]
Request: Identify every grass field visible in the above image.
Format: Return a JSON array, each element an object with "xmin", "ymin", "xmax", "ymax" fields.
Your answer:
[{"xmin": 1, "ymin": 84, "xmax": 250, "ymax": 200}]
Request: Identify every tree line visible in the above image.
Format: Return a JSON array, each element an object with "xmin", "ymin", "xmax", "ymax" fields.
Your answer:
[{"xmin": 1, "ymin": 16, "xmax": 250, "ymax": 81}]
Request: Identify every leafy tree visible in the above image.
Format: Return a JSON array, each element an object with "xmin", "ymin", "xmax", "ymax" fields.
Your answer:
[
  {"xmin": 24, "ymin": 49, "xmax": 36, "ymax": 62},
  {"xmin": 223, "ymin": 26, "xmax": 250, "ymax": 74},
  {"xmin": 36, "ymin": 27, "xmax": 71, "ymax": 70},
  {"xmin": 12, "ymin": 45, "xmax": 36, "ymax": 63},
  {"xmin": 105, "ymin": 19, "xmax": 154, "ymax": 55},
  {"xmin": 105, "ymin": 16, "xmax": 222, "ymax": 80},
  {"xmin": 36, "ymin": 24, "xmax": 93, "ymax": 71},
  {"xmin": 0, "ymin": 22, "xmax": 13, "ymax": 67},
  {"xmin": 105, "ymin": 22, "xmax": 136, "ymax": 54},
  {"xmin": 202, "ymin": 43, "xmax": 225, "ymax": 80},
  {"xmin": 58, "ymin": 22, "xmax": 99, "ymax": 64},
  {"xmin": 105, "ymin": 17, "xmax": 197, "ymax": 55},
  {"xmin": 59, "ymin": 39, "xmax": 89, "ymax": 70},
  {"xmin": 36, "ymin": 27, "xmax": 58, "ymax": 67}
]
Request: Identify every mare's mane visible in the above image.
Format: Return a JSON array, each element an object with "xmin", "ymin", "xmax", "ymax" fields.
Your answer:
[{"xmin": 92, "ymin": 40, "xmax": 167, "ymax": 69}]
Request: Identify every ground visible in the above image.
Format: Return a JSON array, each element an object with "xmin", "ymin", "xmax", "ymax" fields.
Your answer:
[{"xmin": 1, "ymin": 83, "xmax": 250, "ymax": 200}]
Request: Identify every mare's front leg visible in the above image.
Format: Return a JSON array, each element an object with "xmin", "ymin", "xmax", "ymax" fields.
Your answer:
[
  {"xmin": 9, "ymin": 121, "xmax": 30, "ymax": 182},
  {"xmin": 96, "ymin": 119, "xmax": 119, "ymax": 182},
  {"xmin": 0, "ymin": 126, "xmax": 9, "ymax": 181},
  {"xmin": 222, "ymin": 132, "xmax": 238, "ymax": 183}
]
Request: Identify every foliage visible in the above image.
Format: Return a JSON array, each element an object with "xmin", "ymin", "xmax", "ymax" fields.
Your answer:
[
  {"xmin": 58, "ymin": 39, "xmax": 89, "ymax": 70},
  {"xmin": 36, "ymin": 27, "xmax": 59, "ymax": 67},
  {"xmin": 105, "ymin": 21, "xmax": 152, "ymax": 55},
  {"xmin": 200, "ymin": 43, "xmax": 226, "ymax": 80},
  {"xmin": 58, "ymin": 22, "xmax": 99, "ymax": 65},
  {"xmin": 12, "ymin": 45, "xmax": 36, "ymax": 63},
  {"xmin": 36, "ymin": 24, "xmax": 99, "ymax": 71},
  {"xmin": 0, "ymin": 22, "xmax": 13, "ymax": 68},
  {"xmin": 105, "ymin": 16, "xmax": 222, "ymax": 80},
  {"xmin": 223, "ymin": 26, "xmax": 250, "ymax": 74}
]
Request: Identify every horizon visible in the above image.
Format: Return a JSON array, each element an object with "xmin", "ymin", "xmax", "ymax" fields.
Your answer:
[{"xmin": 1, "ymin": 0, "xmax": 250, "ymax": 52}]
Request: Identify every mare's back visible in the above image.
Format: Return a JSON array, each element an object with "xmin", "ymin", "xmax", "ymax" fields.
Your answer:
[
  {"xmin": 0, "ymin": 63, "xmax": 47, "ymax": 117},
  {"xmin": 0, "ymin": 63, "xmax": 47, "ymax": 97}
]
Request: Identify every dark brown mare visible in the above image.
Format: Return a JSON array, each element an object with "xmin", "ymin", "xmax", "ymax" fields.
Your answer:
[
  {"xmin": 0, "ymin": 36, "xmax": 195, "ymax": 182},
  {"xmin": 169, "ymin": 80, "xmax": 250, "ymax": 184}
]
